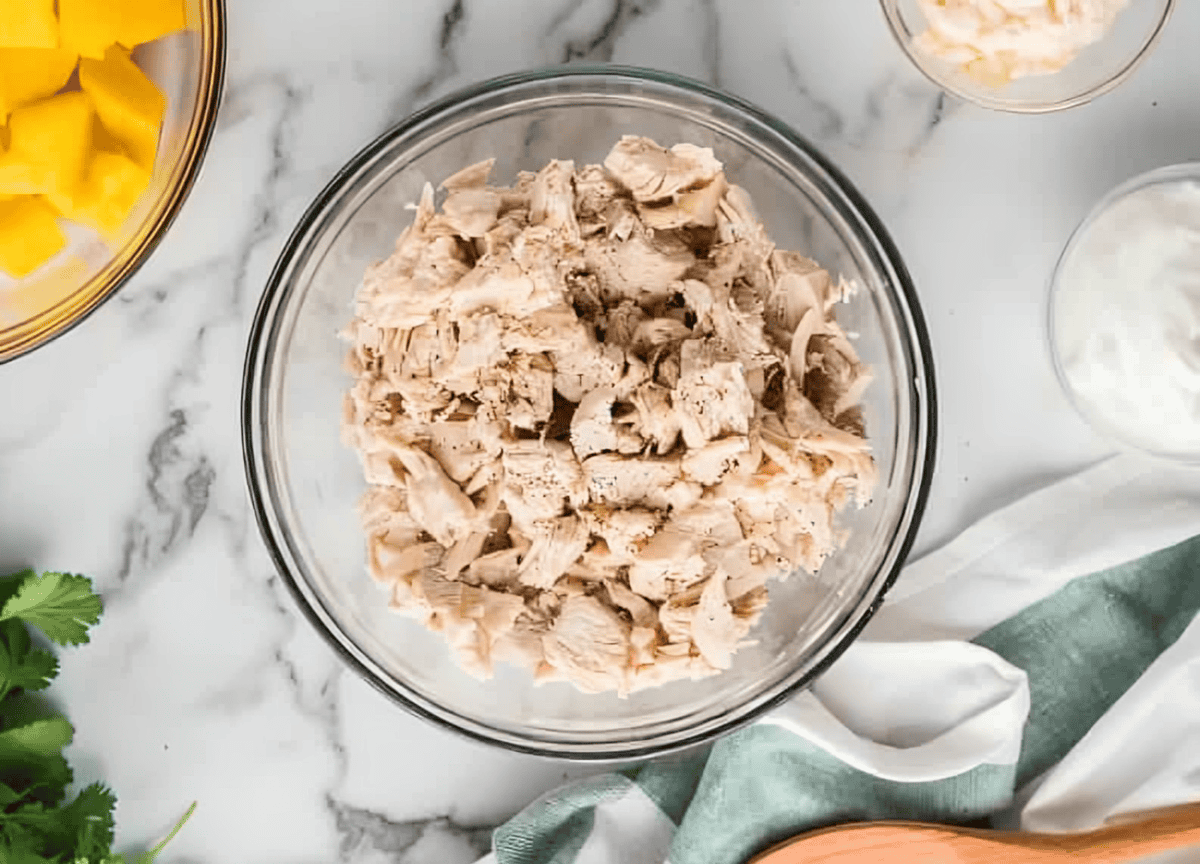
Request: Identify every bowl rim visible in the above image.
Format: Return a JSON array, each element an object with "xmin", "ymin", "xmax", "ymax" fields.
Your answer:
[
  {"xmin": 1047, "ymin": 161, "xmax": 1200, "ymax": 464},
  {"xmin": 878, "ymin": 0, "xmax": 1176, "ymax": 115},
  {"xmin": 0, "ymin": 0, "xmax": 228, "ymax": 364},
  {"xmin": 242, "ymin": 64, "xmax": 939, "ymax": 760}
]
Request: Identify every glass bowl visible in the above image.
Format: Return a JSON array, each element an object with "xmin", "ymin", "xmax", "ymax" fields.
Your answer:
[
  {"xmin": 880, "ymin": 0, "xmax": 1174, "ymax": 113},
  {"xmin": 0, "ymin": 0, "xmax": 225, "ymax": 363},
  {"xmin": 242, "ymin": 67, "xmax": 937, "ymax": 760},
  {"xmin": 1049, "ymin": 162, "xmax": 1200, "ymax": 463}
]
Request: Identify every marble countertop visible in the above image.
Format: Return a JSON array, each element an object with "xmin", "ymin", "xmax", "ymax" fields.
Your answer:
[{"xmin": 2, "ymin": 1, "xmax": 1198, "ymax": 861}]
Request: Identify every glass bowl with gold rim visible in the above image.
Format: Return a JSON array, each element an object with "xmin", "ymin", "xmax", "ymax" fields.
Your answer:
[{"xmin": 0, "ymin": 0, "xmax": 225, "ymax": 363}]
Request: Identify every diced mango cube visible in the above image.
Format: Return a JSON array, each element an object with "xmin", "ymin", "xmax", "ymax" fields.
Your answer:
[
  {"xmin": 0, "ymin": 197, "xmax": 66, "ymax": 277},
  {"xmin": 60, "ymin": 0, "xmax": 187, "ymax": 59},
  {"xmin": 0, "ymin": 161, "xmax": 48, "ymax": 195},
  {"xmin": 115, "ymin": 0, "xmax": 186, "ymax": 47},
  {"xmin": 0, "ymin": 0, "xmax": 58, "ymax": 50},
  {"xmin": 80, "ymin": 45, "xmax": 164, "ymax": 169},
  {"xmin": 48, "ymin": 150, "xmax": 150, "ymax": 237},
  {"xmin": 0, "ymin": 91, "xmax": 94, "ymax": 197},
  {"xmin": 58, "ymin": 0, "xmax": 113, "ymax": 60},
  {"xmin": 0, "ymin": 47, "xmax": 78, "ymax": 120}
]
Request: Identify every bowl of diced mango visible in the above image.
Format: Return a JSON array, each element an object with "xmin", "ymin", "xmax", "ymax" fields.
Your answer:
[{"xmin": 0, "ymin": 0, "xmax": 224, "ymax": 362}]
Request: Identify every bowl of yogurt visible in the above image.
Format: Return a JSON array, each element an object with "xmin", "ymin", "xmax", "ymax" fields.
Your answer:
[
  {"xmin": 880, "ymin": 0, "xmax": 1175, "ymax": 113},
  {"xmin": 1050, "ymin": 163, "xmax": 1200, "ymax": 462}
]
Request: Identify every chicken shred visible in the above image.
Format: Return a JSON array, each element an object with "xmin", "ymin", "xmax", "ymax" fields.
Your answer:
[{"xmin": 343, "ymin": 135, "xmax": 875, "ymax": 695}]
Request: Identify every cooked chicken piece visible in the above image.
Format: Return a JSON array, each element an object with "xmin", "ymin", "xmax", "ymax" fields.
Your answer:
[
  {"xmin": 542, "ymin": 596, "xmax": 631, "ymax": 694},
  {"xmin": 344, "ymin": 135, "xmax": 875, "ymax": 694},
  {"xmin": 628, "ymin": 500, "xmax": 744, "ymax": 601},
  {"xmin": 551, "ymin": 339, "xmax": 626, "ymax": 403},
  {"xmin": 585, "ymin": 230, "xmax": 695, "ymax": 308},
  {"xmin": 491, "ymin": 616, "xmax": 550, "ymax": 671},
  {"xmin": 628, "ymin": 625, "xmax": 658, "ymax": 668},
  {"xmin": 582, "ymin": 453, "xmax": 683, "ymax": 510},
  {"xmin": 358, "ymin": 486, "xmax": 419, "ymax": 540},
  {"xmin": 531, "ymin": 160, "xmax": 581, "ymax": 238},
  {"xmin": 443, "ymin": 529, "xmax": 490, "ymax": 580},
  {"xmin": 630, "ymin": 317, "xmax": 693, "ymax": 358},
  {"xmin": 637, "ymin": 172, "xmax": 728, "ymax": 230},
  {"xmin": 441, "ymin": 188, "xmax": 503, "ymax": 237},
  {"xmin": 681, "ymin": 436, "xmax": 755, "ymax": 486},
  {"xmin": 502, "ymin": 439, "xmax": 587, "ymax": 516},
  {"xmin": 603, "ymin": 136, "xmax": 723, "ymax": 203},
  {"xmin": 359, "ymin": 189, "xmax": 473, "ymax": 331},
  {"xmin": 570, "ymin": 386, "xmax": 644, "ymax": 459},
  {"xmin": 623, "ymin": 382, "xmax": 681, "ymax": 456},
  {"xmin": 368, "ymin": 536, "xmax": 442, "ymax": 586},
  {"xmin": 427, "ymin": 419, "xmax": 492, "ymax": 485},
  {"xmin": 502, "ymin": 304, "xmax": 592, "ymax": 356},
  {"xmin": 580, "ymin": 506, "xmax": 660, "ymax": 561},
  {"xmin": 573, "ymin": 163, "xmax": 624, "ymax": 234},
  {"xmin": 712, "ymin": 540, "xmax": 790, "ymax": 600},
  {"xmin": 506, "ymin": 352, "xmax": 556, "ymax": 430},
  {"xmin": 465, "ymin": 546, "xmax": 524, "ymax": 590},
  {"xmin": 440, "ymin": 157, "xmax": 496, "ymax": 191},
  {"xmin": 673, "ymin": 351, "xmax": 755, "ymax": 449},
  {"xmin": 691, "ymin": 570, "xmax": 748, "ymax": 670},
  {"xmin": 386, "ymin": 442, "xmax": 477, "ymax": 547},
  {"xmin": 605, "ymin": 580, "xmax": 658, "ymax": 628},
  {"xmin": 518, "ymin": 515, "xmax": 591, "ymax": 590},
  {"xmin": 679, "ymin": 278, "xmax": 775, "ymax": 363},
  {"xmin": 603, "ymin": 300, "xmax": 648, "ymax": 349}
]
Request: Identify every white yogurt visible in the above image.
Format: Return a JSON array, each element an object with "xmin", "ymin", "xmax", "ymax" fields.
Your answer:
[{"xmin": 1054, "ymin": 176, "xmax": 1200, "ymax": 457}]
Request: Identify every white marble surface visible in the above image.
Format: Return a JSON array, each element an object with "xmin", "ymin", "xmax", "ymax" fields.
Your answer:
[{"xmin": 1, "ymin": 1, "xmax": 1198, "ymax": 861}]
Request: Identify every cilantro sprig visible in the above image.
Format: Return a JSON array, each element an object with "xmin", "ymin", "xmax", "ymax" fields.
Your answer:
[{"xmin": 0, "ymin": 570, "xmax": 194, "ymax": 864}]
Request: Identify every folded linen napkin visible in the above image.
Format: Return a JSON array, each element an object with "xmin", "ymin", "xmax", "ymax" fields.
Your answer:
[{"xmin": 476, "ymin": 454, "xmax": 1200, "ymax": 864}]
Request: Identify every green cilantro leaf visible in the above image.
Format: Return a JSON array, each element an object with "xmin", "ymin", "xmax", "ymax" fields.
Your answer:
[
  {"xmin": 0, "ymin": 829, "xmax": 52, "ymax": 864},
  {"xmin": 0, "ymin": 572, "xmax": 103, "ymax": 647},
  {"xmin": 26, "ymin": 781, "xmax": 118, "ymax": 861},
  {"xmin": 0, "ymin": 620, "xmax": 59, "ymax": 698},
  {"xmin": 0, "ymin": 571, "xmax": 192, "ymax": 863},
  {"xmin": 0, "ymin": 716, "xmax": 75, "ymax": 806},
  {"xmin": 0, "ymin": 570, "xmax": 35, "ymax": 614},
  {"xmin": 0, "ymin": 781, "xmax": 20, "ymax": 807}
]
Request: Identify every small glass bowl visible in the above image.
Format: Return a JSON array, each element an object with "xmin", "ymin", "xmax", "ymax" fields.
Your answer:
[
  {"xmin": 880, "ymin": 0, "xmax": 1175, "ymax": 113},
  {"xmin": 1049, "ymin": 163, "xmax": 1200, "ymax": 463},
  {"xmin": 0, "ymin": 0, "xmax": 226, "ymax": 363},
  {"xmin": 242, "ymin": 67, "xmax": 937, "ymax": 760}
]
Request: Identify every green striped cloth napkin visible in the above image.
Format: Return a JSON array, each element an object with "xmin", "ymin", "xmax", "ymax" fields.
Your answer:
[{"xmin": 475, "ymin": 455, "xmax": 1200, "ymax": 864}]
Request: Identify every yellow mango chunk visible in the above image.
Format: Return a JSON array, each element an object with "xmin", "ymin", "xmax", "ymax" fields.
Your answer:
[
  {"xmin": 116, "ymin": 0, "xmax": 186, "ymax": 47},
  {"xmin": 48, "ymin": 150, "xmax": 150, "ymax": 237},
  {"xmin": 0, "ymin": 91, "xmax": 94, "ymax": 196},
  {"xmin": 58, "ymin": 0, "xmax": 113, "ymax": 60},
  {"xmin": 0, "ymin": 47, "xmax": 78, "ymax": 120},
  {"xmin": 80, "ymin": 45, "xmax": 164, "ymax": 169},
  {"xmin": 0, "ymin": 0, "xmax": 58, "ymax": 50},
  {"xmin": 60, "ymin": 0, "xmax": 186, "ymax": 59},
  {"xmin": 0, "ymin": 162, "xmax": 47, "ymax": 195},
  {"xmin": 0, "ymin": 197, "xmax": 66, "ymax": 277}
]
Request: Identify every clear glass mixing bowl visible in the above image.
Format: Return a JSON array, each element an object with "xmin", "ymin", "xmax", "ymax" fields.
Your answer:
[{"xmin": 242, "ymin": 67, "xmax": 937, "ymax": 760}]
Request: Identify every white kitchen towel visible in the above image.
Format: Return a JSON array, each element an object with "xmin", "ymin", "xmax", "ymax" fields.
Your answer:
[
  {"xmin": 866, "ymin": 454, "xmax": 1200, "ymax": 642},
  {"xmin": 486, "ymin": 454, "xmax": 1200, "ymax": 864},
  {"xmin": 764, "ymin": 640, "xmax": 1029, "ymax": 782}
]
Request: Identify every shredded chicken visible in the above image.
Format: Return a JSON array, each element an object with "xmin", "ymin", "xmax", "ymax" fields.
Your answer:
[{"xmin": 343, "ymin": 135, "xmax": 875, "ymax": 695}]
